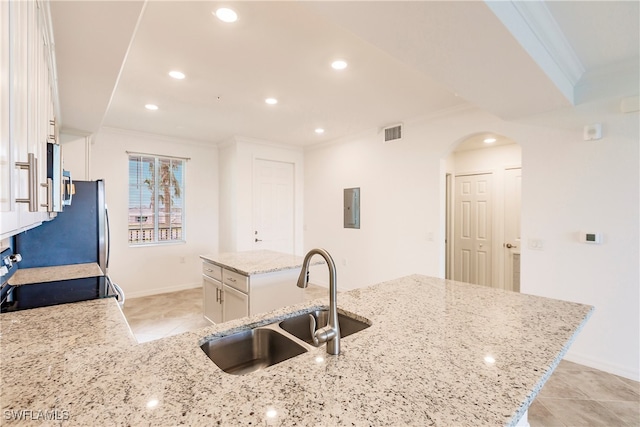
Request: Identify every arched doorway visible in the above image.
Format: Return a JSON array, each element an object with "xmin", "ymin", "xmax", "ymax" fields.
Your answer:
[{"xmin": 444, "ymin": 132, "xmax": 522, "ymax": 291}]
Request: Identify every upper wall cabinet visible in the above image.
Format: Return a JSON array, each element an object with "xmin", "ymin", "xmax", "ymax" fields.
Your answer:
[{"xmin": 1, "ymin": 0, "xmax": 59, "ymax": 240}]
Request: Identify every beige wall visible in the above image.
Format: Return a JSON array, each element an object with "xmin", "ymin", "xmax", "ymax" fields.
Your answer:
[
  {"xmin": 303, "ymin": 101, "xmax": 639, "ymax": 380},
  {"xmin": 88, "ymin": 128, "xmax": 219, "ymax": 298},
  {"xmin": 218, "ymin": 136, "xmax": 304, "ymax": 255}
]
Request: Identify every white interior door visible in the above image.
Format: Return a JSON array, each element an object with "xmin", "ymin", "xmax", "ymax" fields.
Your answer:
[
  {"xmin": 504, "ymin": 168, "xmax": 522, "ymax": 292},
  {"xmin": 253, "ymin": 159, "xmax": 294, "ymax": 254},
  {"xmin": 454, "ymin": 173, "xmax": 493, "ymax": 286}
]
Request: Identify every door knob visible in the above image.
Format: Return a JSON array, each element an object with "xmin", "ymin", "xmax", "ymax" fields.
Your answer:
[
  {"xmin": 255, "ymin": 238, "xmax": 262, "ymax": 242},
  {"xmin": 505, "ymin": 243, "xmax": 517, "ymax": 249}
]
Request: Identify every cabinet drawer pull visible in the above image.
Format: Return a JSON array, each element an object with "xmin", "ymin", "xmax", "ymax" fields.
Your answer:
[
  {"xmin": 40, "ymin": 178, "xmax": 52, "ymax": 209},
  {"xmin": 228, "ymin": 277, "xmax": 236, "ymax": 282},
  {"xmin": 15, "ymin": 153, "xmax": 38, "ymax": 212}
]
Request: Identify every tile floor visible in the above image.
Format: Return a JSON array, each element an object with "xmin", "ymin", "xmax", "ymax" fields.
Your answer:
[
  {"xmin": 122, "ymin": 285, "xmax": 328, "ymax": 343},
  {"xmin": 122, "ymin": 287, "xmax": 639, "ymax": 426}
]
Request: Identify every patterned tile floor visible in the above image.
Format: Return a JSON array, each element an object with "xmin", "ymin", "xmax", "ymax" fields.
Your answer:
[{"xmin": 122, "ymin": 287, "xmax": 639, "ymax": 426}]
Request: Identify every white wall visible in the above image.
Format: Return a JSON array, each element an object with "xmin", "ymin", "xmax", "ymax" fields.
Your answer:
[
  {"xmin": 304, "ymin": 125, "xmax": 443, "ymax": 288},
  {"xmin": 89, "ymin": 128, "xmax": 219, "ymax": 298},
  {"xmin": 59, "ymin": 133, "xmax": 90, "ymax": 180},
  {"xmin": 219, "ymin": 136, "xmax": 304, "ymax": 255},
  {"xmin": 303, "ymin": 101, "xmax": 639, "ymax": 380},
  {"xmin": 519, "ymin": 98, "xmax": 639, "ymax": 381},
  {"xmin": 218, "ymin": 143, "xmax": 237, "ymax": 252}
]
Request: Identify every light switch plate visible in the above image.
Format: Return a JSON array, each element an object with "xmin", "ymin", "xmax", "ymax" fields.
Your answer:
[{"xmin": 528, "ymin": 239, "xmax": 544, "ymax": 250}]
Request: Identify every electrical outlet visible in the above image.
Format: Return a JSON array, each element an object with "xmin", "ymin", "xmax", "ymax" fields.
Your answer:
[
  {"xmin": 342, "ymin": 258, "xmax": 348, "ymax": 267},
  {"xmin": 179, "ymin": 256, "xmax": 186, "ymax": 264}
]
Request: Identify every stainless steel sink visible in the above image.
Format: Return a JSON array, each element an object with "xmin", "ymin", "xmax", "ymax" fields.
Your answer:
[
  {"xmin": 279, "ymin": 310, "xmax": 370, "ymax": 346},
  {"xmin": 200, "ymin": 328, "xmax": 307, "ymax": 375}
]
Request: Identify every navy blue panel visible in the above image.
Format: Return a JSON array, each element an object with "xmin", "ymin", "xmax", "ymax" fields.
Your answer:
[
  {"xmin": 15, "ymin": 181, "xmax": 99, "ymax": 268},
  {"xmin": 3, "ymin": 276, "xmax": 107, "ymax": 311}
]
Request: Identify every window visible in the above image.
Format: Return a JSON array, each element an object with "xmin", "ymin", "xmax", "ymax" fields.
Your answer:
[{"xmin": 128, "ymin": 154, "xmax": 185, "ymax": 245}]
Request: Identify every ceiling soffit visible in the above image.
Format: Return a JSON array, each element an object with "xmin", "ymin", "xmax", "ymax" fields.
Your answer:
[
  {"xmin": 50, "ymin": 1, "xmax": 145, "ymax": 134},
  {"xmin": 485, "ymin": 0, "xmax": 585, "ymax": 104}
]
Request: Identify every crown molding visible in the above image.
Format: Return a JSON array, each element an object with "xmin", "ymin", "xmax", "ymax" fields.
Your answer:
[
  {"xmin": 575, "ymin": 58, "xmax": 640, "ymax": 104},
  {"xmin": 305, "ymin": 103, "xmax": 478, "ymax": 152},
  {"xmin": 233, "ymin": 135, "xmax": 304, "ymax": 152},
  {"xmin": 485, "ymin": 0, "xmax": 585, "ymax": 105},
  {"xmin": 512, "ymin": 1, "xmax": 585, "ymax": 86},
  {"xmin": 98, "ymin": 126, "xmax": 217, "ymax": 149}
]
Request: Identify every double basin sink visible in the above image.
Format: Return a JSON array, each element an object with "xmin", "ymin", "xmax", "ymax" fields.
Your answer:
[{"xmin": 200, "ymin": 308, "xmax": 371, "ymax": 375}]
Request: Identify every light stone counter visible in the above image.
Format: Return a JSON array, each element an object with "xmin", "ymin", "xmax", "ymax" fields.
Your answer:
[
  {"xmin": 0, "ymin": 297, "xmax": 136, "ymax": 362},
  {"xmin": 200, "ymin": 250, "xmax": 321, "ymax": 275},
  {"xmin": 9, "ymin": 263, "xmax": 103, "ymax": 285},
  {"xmin": 0, "ymin": 275, "xmax": 593, "ymax": 426}
]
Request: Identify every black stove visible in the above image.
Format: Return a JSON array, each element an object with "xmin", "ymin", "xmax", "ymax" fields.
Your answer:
[{"xmin": 1, "ymin": 247, "xmax": 111, "ymax": 313}]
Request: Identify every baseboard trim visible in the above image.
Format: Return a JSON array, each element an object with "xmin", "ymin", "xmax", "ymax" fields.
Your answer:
[
  {"xmin": 124, "ymin": 282, "xmax": 201, "ymax": 299},
  {"xmin": 564, "ymin": 350, "xmax": 640, "ymax": 382}
]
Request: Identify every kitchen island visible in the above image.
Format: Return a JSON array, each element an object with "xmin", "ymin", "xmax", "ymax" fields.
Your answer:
[
  {"xmin": 0, "ymin": 274, "xmax": 592, "ymax": 426},
  {"xmin": 200, "ymin": 250, "xmax": 322, "ymax": 276},
  {"xmin": 200, "ymin": 250, "xmax": 322, "ymax": 322}
]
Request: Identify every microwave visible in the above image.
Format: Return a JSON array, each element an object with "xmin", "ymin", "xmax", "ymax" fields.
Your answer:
[{"xmin": 46, "ymin": 142, "xmax": 73, "ymax": 212}]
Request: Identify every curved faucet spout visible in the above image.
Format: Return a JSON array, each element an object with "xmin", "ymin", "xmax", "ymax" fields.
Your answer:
[{"xmin": 297, "ymin": 248, "xmax": 340, "ymax": 355}]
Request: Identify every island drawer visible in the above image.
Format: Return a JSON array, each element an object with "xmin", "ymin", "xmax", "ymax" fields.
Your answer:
[
  {"xmin": 202, "ymin": 262, "xmax": 222, "ymax": 281},
  {"xmin": 222, "ymin": 269, "xmax": 249, "ymax": 293}
]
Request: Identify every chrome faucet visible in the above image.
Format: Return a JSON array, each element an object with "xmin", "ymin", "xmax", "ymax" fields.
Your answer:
[{"xmin": 297, "ymin": 248, "xmax": 340, "ymax": 355}]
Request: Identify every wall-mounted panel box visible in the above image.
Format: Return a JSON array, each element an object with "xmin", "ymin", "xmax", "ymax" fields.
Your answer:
[{"xmin": 344, "ymin": 188, "xmax": 360, "ymax": 229}]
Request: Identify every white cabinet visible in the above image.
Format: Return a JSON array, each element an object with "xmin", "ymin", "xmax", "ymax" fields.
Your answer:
[
  {"xmin": 202, "ymin": 261, "xmax": 223, "ymax": 323},
  {"xmin": 202, "ymin": 275, "xmax": 223, "ymax": 324},
  {"xmin": 222, "ymin": 268, "xmax": 249, "ymax": 293},
  {"xmin": 222, "ymin": 284, "xmax": 249, "ymax": 321},
  {"xmin": 0, "ymin": 0, "xmax": 58, "ymax": 240},
  {"xmin": 201, "ymin": 259, "xmax": 303, "ymax": 324},
  {"xmin": 221, "ymin": 267, "xmax": 249, "ymax": 321},
  {"xmin": 202, "ymin": 261, "xmax": 250, "ymax": 323}
]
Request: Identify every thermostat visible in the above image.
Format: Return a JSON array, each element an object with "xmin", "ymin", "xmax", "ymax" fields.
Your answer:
[{"xmin": 580, "ymin": 232, "xmax": 602, "ymax": 244}]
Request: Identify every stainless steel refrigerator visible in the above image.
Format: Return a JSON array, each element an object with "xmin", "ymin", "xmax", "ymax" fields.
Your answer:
[{"xmin": 9, "ymin": 180, "xmax": 124, "ymax": 310}]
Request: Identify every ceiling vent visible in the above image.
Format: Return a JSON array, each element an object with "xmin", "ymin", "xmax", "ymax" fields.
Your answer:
[{"xmin": 383, "ymin": 124, "xmax": 403, "ymax": 143}]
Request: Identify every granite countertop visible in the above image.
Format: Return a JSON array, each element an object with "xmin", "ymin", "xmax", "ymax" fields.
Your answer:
[
  {"xmin": 200, "ymin": 250, "xmax": 322, "ymax": 275},
  {"xmin": 9, "ymin": 263, "xmax": 104, "ymax": 286},
  {"xmin": 0, "ymin": 274, "xmax": 593, "ymax": 426}
]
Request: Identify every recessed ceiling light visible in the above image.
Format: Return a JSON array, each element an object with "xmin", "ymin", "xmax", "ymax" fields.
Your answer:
[
  {"xmin": 215, "ymin": 8, "xmax": 237, "ymax": 23},
  {"xmin": 315, "ymin": 128, "xmax": 325, "ymax": 134},
  {"xmin": 483, "ymin": 137, "xmax": 497, "ymax": 144},
  {"xmin": 331, "ymin": 60, "xmax": 348, "ymax": 70},
  {"xmin": 265, "ymin": 98, "xmax": 278, "ymax": 105},
  {"xmin": 145, "ymin": 104, "xmax": 159, "ymax": 110},
  {"xmin": 168, "ymin": 70, "xmax": 185, "ymax": 80}
]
